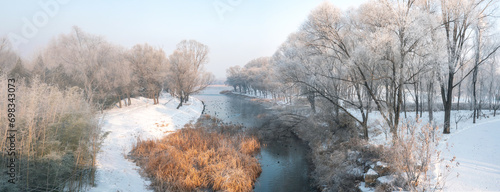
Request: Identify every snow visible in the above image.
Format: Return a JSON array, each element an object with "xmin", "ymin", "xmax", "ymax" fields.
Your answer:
[
  {"xmin": 86, "ymin": 94, "xmax": 203, "ymax": 192},
  {"xmin": 358, "ymin": 108, "xmax": 500, "ymax": 191},
  {"xmin": 440, "ymin": 117, "xmax": 500, "ymax": 191},
  {"xmin": 376, "ymin": 161, "xmax": 388, "ymax": 168},
  {"xmin": 376, "ymin": 175, "xmax": 395, "ymax": 185},
  {"xmin": 360, "ymin": 110, "xmax": 489, "ymax": 146},
  {"xmin": 357, "ymin": 182, "xmax": 375, "ymax": 192},
  {"xmin": 366, "ymin": 168, "xmax": 378, "ymax": 176}
]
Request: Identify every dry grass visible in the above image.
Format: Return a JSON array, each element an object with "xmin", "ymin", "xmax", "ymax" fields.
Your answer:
[
  {"xmin": 132, "ymin": 120, "xmax": 261, "ymax": 192},
  {"xmin": 385, "ymin": 119, "xmax": 447, "ymax": 191}
]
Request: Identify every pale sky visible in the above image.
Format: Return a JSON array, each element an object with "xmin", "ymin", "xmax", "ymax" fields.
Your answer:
[{"xmin": 0, "ymin": 0, "xmax": 367, "ymax": 79}]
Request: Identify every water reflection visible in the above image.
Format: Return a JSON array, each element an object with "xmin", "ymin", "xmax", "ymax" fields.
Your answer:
[{"xmin": 195, "ymin": 86, "xmax": 314, "ymax": 192}]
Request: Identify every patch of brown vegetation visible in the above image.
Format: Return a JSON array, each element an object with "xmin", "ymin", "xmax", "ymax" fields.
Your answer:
[
  {"xmin": 155, "ymin": 121, "xmax": 169, "ymax": 127},
  {"xmin": 132, "ymin": 118, "xmax": 261, "ymax": 192}
]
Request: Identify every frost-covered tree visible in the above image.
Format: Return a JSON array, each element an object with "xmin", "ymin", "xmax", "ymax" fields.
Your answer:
[
  {"xmin": 243, "ymin": 57, "xmax": 272, "ymax": 96},
  {"xmin": 44, "ymin": 26, "xmax": 113, "ymax": 105},
  {"xmin": 438, "ymin": 0, "xmax": 499, "ymax": 133},
  {"xmin": 0, "ymin": 37, "xmax": 19, "ymax": 74},
  {"xmin": 97, "ymin": 45, "xmax": 136, "ymax": 108},
  {"xmin": 226, "ymin": 65, "xmax": 246, "ymax": 92},
  {"xmin": 126, "ymin": 43, "xmax": 167, "ymax": 104},
  {"xmin": 168, "ymin": 40, "xmax": 214, "ymax": 109},
  {"xmin": 353, "ymin": 0, "xmax": 438, "ymax": 138},
  {"xmin": 272, "ymin": 2, "xmax": 379, "ymax": 138}
]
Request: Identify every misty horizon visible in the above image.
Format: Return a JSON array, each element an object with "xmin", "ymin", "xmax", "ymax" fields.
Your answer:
[{"xmin": 0, "ymin": 0, "xmax": 367, "ymax": 79}]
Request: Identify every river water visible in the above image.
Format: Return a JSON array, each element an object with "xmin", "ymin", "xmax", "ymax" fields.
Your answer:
[{"xmin": 195, "ymin": 86, "xmax": 314, "ymax": 192}]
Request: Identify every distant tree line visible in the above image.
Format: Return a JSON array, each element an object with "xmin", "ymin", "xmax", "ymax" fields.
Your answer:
[{"xmin": 3, "ymin": 26, "xmax": 213, "ymax": 110}]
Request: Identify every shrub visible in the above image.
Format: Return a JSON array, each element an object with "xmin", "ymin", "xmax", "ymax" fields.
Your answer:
[{"xmin": 386, "ymin": 119, "xmax": 452, "ymax": 191}]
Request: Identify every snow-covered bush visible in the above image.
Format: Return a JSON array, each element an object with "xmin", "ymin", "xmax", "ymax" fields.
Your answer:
[{"xmin": 387, "ymin": 119, "xmax": 451, "ymax": 191}]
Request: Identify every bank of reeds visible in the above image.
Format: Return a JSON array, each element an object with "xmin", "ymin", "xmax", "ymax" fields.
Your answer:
[
  {"xmin": 0, "ymin": 76, "xmax": 101, "ymax": 191},
  {"xmin": 131, "ymin": 115, "xmax": 261, "ymax": 192}
]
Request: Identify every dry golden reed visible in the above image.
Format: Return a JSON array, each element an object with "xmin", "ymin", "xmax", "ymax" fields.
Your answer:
[{"xmin": 132, "ymin": 123, "xmax": 261, "ymax": 192}]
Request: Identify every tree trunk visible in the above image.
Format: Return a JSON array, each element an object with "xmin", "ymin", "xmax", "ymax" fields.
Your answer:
[
  {"xmin": 307, "ymin": 93, "xmax": 316, "ymax": 113},
  {"xmin": 153, "ymin": 92, "xmax": 158, "ymax": 104},
  {"xmin": 494, "ymin": 104, "xmax": 497, "ymax": 117},
  {"xmin": 428, "ymin": 78, "xmax": 434, "ymax": 123},
  {"xmin": 362, "ymin": 116, "xmax": 369, "ymax": 140},
  {"xmin": 156, "ymin": 92, "xmax": 159, "ymax": 104},
  {"xmin": 118, "ymin": 95, "xmax": 122, "ymax": 108},
  {"xmin": 420, "ymin": 81, "xmax": 423, "ymax": 118},
  {"xmin": 457, "ymin": 70, "xmax": 462, "ymax": 111},
  {"xmin": 472, "ymin": 30, "xmax": 481, "ymax": 123},
  {"xmin": 177, "ymin": 95, "xmax": 183, "ymax": 109},
  {"xmin": 473, "ymin": 72, "xmax": 478, "ymax": 123},
  {"xmin": 127, "ymin": 91, "xmax": 131, "ymax": 106},
  {"xmin": 403, "ymin": 88, "xmax": 407, "ymax": 119},
  {"xmin": 489, "ymin": 81, "xmax": 493, "ymax": 111},
  {"xmin": 393, "ymin": 77, "xmax": 403, "ymax": 138},
  {"xmin": 441, "ymin": 71, "xmax": 454, "ymax": 134},
  {"xmin": 415, "ymin": 83, "xmax": 419, "ymax": 118}
]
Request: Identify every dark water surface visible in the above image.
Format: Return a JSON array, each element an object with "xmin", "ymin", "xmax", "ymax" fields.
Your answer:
[{"xmin": 195, "ymin": 86, "xmax": 314, "ymax": 192}]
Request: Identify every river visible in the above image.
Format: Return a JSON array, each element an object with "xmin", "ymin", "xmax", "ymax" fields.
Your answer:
[{"xmin": 195, "ymin": 86, "xmax": 315, "ymax": 192}]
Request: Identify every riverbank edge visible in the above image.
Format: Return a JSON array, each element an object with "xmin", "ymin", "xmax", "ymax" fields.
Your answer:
[{"xmin": 219, "ymin": 90, "xmax": 279, "ymax": 108}]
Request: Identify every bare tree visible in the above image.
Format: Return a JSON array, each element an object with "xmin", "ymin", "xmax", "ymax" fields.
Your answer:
[
  {"xmin": 44, "ymin": 26, "xmax": 113, "ymax": 105},
  {"xmin": 439, "ymin": 0, "xmax": 498, "ymax": 133},
  {"xmin": 126, "ymin": 43, "xmax": 167, "ymax": 104},
  {"xmin": 471, "ymin": 16, "xmax": 500, "ymax": 123},
  {"xmin": 226, "ymin": 65, "xmax": 245, "ymax": 92},
  {"xmin": 167, "ymin": 40, "xmax": 214, "ymax": 109},
  {"xmin": 0, "ymin": 37, "xmax": 19, "ymax": 74}
]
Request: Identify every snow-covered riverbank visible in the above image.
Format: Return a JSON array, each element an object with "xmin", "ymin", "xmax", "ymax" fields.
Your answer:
[{"xmin": 87, "ymin": 94, "xmax": 203, "ymax": 192}]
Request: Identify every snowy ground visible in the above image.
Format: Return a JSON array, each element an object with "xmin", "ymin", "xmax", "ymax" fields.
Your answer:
[
  {"xmin": 368, "ymin": 110, "xmax": 500, "ymax": 191},
  {"xmin": 86, "ymin": 94, "xmax": 203, "ymax": 192},
  {"xmin": 440, "ymin": 114, "xmax": 500, "ymax": 191},
  {"xmin": 365, "ymin": 110, "xmax": 500, "ymax": 191}
]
